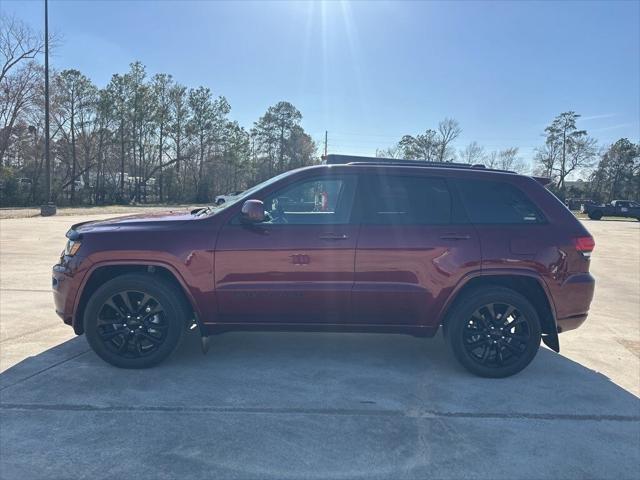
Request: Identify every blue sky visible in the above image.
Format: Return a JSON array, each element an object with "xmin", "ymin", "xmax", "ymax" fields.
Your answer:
[{"xmin": 5, "ymin": 0, "xmax": 640, "ymax": 166}]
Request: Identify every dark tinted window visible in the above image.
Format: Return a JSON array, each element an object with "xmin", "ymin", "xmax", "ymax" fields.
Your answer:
[
  {"xmin": 362, "ymin": 176, "xmax": 451, "ymax": 224},
  {"xmin": 456, "ymin": 179, "xmax": 544, "ymax": 224}
]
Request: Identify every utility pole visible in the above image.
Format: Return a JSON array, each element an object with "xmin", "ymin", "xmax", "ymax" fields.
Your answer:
[
  {"xmin": 324, "ymin": 130, "xmax": 328, "ymax": 157},
  {"xmin": 41, "ymin": 0, "xmax": 56, "ymax": 216}
]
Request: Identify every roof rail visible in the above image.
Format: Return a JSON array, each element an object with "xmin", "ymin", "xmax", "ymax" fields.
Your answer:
[{"xmin": 322, "ymin": 154, "xmax": 517, "ymax": 173}]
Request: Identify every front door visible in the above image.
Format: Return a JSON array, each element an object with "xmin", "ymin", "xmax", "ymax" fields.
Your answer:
[
  {"xmin": 215, "ymin": 174, "xmax": 359, "ymax": 324},
  {"xmin": 352, "ymin": 173, "xmax": 480, "ymax": 327}
]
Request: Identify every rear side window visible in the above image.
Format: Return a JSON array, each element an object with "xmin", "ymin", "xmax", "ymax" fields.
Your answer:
[
  {"xmin": 456, "ymin": 179, "xmax": 545, "ymax": 224},
  {"xmin": 361, "ymin": 175, "xmax": 451, "ymax": 224}
]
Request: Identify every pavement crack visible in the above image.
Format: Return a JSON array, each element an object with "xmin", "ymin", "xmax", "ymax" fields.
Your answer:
[{"xmin": 0, "ymin": 403, "xmax": 638, "ymax": 422}]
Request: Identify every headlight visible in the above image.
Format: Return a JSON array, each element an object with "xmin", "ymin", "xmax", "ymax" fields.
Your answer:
[{"xmin": 64, "ymin": 239, "xmax": 82, "ymax": 256}]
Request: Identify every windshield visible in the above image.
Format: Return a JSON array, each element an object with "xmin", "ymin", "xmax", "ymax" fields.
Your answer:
[{"xmin": 208, "ymin": 170, "xmax": 295, "ymax": 215}]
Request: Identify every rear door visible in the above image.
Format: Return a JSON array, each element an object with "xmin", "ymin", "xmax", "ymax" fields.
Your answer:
[
  {"xmin": 454, "ymin": 177, "xmax": 552, "ymax": 278},
  {"xmin": 352, "ymin": 172, "xmax": 480, "ymax": 327},
  {"xmin": 214, "ymin": 173, "xmax": 359, "ymax": 324}
]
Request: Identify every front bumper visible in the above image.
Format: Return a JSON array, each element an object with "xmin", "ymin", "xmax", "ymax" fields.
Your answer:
[
  {"xmin": 52, "ymin": 257, "xmax": 88, "ymax": 333},
  {"xmin": 52, "ymin": 264, "xmax": 75, "ymax": 327}
]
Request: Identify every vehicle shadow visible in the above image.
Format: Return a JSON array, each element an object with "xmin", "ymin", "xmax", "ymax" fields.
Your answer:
[
  {"xmin": 1, "ymin": 332, "xmax": 639, "ymax": 480},
  {"xmin": 2, "ymin": 330, "xmax": 638, "ymax": 415}
]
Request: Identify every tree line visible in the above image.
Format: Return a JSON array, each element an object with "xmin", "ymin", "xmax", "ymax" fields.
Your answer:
[
  {"xmin": 376, "ymin": 119, "xmax": 529, "ymax": 174},
  {"xmin": 1, "ymin": 62, "xmax": 316, "ymax": 206},
  {"xmin": 0, "ymin": 15, "xmax": 316, "ymax": 206},
  {"xmin": 376, "ymin": 112, "xmax": 638, "ymax": 202},
  {"xmin": 533, "ymin": 112, "xmax": 638, "ymax": 202},
  {"xmin": 1, "ymin": 15, "xmax": 637, "ymax": 207}
]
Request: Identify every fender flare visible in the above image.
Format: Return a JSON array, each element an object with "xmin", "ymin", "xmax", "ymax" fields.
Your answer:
[
  {"xmin": 72, "ymin": 259, "xmax": 207, "ymax": 336},
  {"xmin": 438, "ymin": 269, "xmax": 560, "ymax": 352}
]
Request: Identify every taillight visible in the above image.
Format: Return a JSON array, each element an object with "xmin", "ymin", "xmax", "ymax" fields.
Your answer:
[{"xmin": 573, "ymin": 236, "xmax": 595, "ymax": 258}]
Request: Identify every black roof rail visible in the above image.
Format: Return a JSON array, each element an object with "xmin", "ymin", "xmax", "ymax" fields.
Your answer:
[{"xmin": 323, "ymin": 154, "xmax": 515, "ymax": 173}]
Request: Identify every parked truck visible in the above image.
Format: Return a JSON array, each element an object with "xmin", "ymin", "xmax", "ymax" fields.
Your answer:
[{"xmin": 582, "ymin": 200, "xmax": 640, "ymax": 220}]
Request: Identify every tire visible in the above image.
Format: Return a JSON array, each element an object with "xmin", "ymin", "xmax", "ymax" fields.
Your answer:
[
  {"xmin": 588, "ymin": 210, "xmax": 603, "ymax": 220},
  {"xmin": 444, "ymin": 286, "xmax": 542, "ymax": 378},
  {"xmin": 84, "ymin": 273, "xmax": 188, "ymax": 368},
  {"xmin": 216, "ymin": 199, "xmax": 225, "ymax": 206}
]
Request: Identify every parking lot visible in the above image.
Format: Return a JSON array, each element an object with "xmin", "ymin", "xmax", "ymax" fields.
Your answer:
[{"xmin": 1, "ymin": 211, "xmax": 639, "ymax": 479}]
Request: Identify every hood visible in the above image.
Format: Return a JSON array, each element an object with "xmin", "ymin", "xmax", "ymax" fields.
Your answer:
[{"xmin": 70, "ymin": 209, "xmax": 197, "ymax": 234}]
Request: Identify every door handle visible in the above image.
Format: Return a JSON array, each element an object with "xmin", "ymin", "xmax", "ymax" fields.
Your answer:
[
  {"xmin": 319, "ymin": 233, "xmax": 349, "ymax": 240},
  {"xmin": 290, "ymin": 254, "xmax": 310, "ymax": 265},
  {"xmin": 439, "ymin": 233, "xmax": 471, "ymax": 240}
]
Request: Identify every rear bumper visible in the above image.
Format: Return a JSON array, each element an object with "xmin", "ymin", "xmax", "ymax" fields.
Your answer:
[
  {"xmin": 556, "ymin": 314, "xmax": 588, "ymax": 333},
  {"xmin": 552, "ymin": 272, "xmax": 595, "ymax": 333}
]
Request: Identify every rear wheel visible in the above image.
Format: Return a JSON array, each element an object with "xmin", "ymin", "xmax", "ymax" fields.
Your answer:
[
  {"xmin": 444, "ymin": 287, "xmax": 541, "ymax": 378},
  {"xmin": 588, "ymin": 210, "xmax": 603, "ymax": 220},
  {"xmin": 84, "ymin": 273, "xmax": 187, "ymax": 368}
]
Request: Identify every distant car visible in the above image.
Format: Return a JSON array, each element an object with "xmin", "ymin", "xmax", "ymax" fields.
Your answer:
[
  {"xmin": 565, "ymin": 198, "xmax": 594, "ymax": 211},
  {"xmin": 53, "ymin": 154, "xmax": 596, "ymax": 378},
  {"xmin": 16, "ymin": 178, "xmax": 33, "ymax": 190},
  {"xmin": 215, "ymin": 190, "xmax": 243, "ymax": 206},
  {"xmin": 583, "ymin": 200, "xmax": 640, "ymax": 220}
]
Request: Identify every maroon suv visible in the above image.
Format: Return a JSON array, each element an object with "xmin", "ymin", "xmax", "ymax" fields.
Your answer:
[{"xmin": 52, "ymin": 155, "xmax": 595, "ymax": 377}]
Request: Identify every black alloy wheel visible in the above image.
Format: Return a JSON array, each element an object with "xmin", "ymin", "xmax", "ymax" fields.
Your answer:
[
  {"xmin": 96, "ymin": 290, "xmax": 168, "ymax": 358},
  {"xmin": 462, "ymin": 302, "xmax": 531, "ymax": 369},
  {"xmin": 445, "ymin": 286, "xmax": 542, "ymax": 378},
  {"xmin": 84, "ymin": 273, "xmax": 187, "ymax": 368}
]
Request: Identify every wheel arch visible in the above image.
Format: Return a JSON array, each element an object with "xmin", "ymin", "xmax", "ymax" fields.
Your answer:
[
  {"xmin": 588, "ymin": 209, "xmax": 604, "ymax": 219},
  {"xmin": 440, "ymin": 271, "xmax": 559, "ymax": 352},
  {"xmin": 73, "ymin": 262, "xmax": 201, "ymax": 335}
]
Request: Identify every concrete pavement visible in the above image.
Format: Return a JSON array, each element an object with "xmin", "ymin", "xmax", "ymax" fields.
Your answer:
[{"xmin": 0, "ymin": 212, "xmax": 639, "ymax": 479}]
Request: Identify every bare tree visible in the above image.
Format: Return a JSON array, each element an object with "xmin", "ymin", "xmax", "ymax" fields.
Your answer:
[
  {"xmin": 0, "ymin": 61, "xmax": 42, "ymax": 165},
  {"xmin": 152, "ymin": 73, "xmax": 173, "ymax": 202},
  {"xmin": 484, "ymin": 151, "xmax": 498, "ymax": 169},
  {"xmin": 436, "ymin": 118, "xmax": 461, "ymax": 162},
  {"xmin": 496, "ymin": 147, "xmax": 518, "ymax": 170},
  {"xmin": 0, "ymin": 14, "xmax": 45, "ymax": 85},
  {"xmin": 376, "ymin": 145, "xmax": 403, "ymax": 159},
  {"xmin": 167, "ymin": 83, "xmax": 190, "ymax": 198},
  {"xmin": 459, "ymin": 141, "xmax": 485, "ymax": 164},
  {"xmin": 54, "ymin": 69, "xmax": 97, "ymax": 203}
]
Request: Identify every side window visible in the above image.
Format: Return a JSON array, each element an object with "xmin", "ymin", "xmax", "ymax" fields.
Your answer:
[
  {"xmin": 262, "ymin": 176, "xmax": 357, "ymax": 225},
  {"xmin": 361, "ymin": 175, "xmax": 452, "ymax": 225},
  {"xmin": 456, "ymin": 179, "xmax": 545, "ymax": 224}
]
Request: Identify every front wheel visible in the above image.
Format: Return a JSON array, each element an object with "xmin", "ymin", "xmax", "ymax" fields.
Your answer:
[
  {"xmin": 84, "ymin": 273, "xmax": 188, "ymax": 368},
  {"xmin": 444, "ymin": 287, "xmax": 541, "ymax": 378}
]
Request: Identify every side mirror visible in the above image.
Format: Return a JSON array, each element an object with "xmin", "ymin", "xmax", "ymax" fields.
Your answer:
[{"xmin": 241, "ymin": 199, "xmax": 265, "ymax": 223}]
